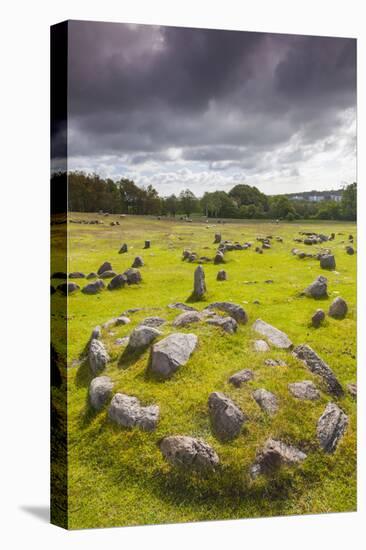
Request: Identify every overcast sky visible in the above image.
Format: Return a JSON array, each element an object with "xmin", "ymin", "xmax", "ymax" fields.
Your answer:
[{"xmin": 63, "ymin": 20, "xmax": 356, "ymax": 196}]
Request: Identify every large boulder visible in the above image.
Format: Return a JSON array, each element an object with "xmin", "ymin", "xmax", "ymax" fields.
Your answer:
[
  {"xmin": 206, "ymin": 315, "xmax": 237, "ymax": 334},
  {"xmin": 288, "ymin": 381, "xmax": 320, "ymax": 400},
  {"xmin": 108, "ymin": 393, "xmax": 159, "ymax": 431},
  {"xmin": 173, "ymin": 310, "xmax": 202, "ymax": 328},
  {"xmin": 229, "ymin": 369, "xmax": 254, "ymax": 387},
  {"xmin": 252, "ymin": 319, "xmax": 292, "ymax": 349},
  {"xmin": 208, "ymin": 392, "xmax": 246, "ymax": 441},
  {"xmin": 328, "ymin": 297, "xmax": 348, "ymax": 319},
  {"xmin": 89, "ymin": 376, "xmax": 114, "ymax": 410},
  {"xmin": 193, "ymin": 265, "xmax": 206, "ymax": 298},
  {"xmin": 82, "ymin": 279, "xmax": 105, "ymax": 294},
  {"xmin": 128, "ymin": 326, "xmax": 162, "ymax": 350},
  {"xmin": 159, "ymin": 436, "xmax": 219, "ymax": 472},
  {"xmin": 97, "ymin": 261, "xmax": 112, "ymax": 275},
  {"xmin": 293, "ymin": 344, "xmax": 343, "ymax": 396},
  {"xmin": 303, "ymin": 275, "xmax": 328, "ymax": 298},
  {"xmin": 205, "ymin": 302, "xmax": 248, "ymax": 324},
  {"xmin": 320, "ymin": 254, "xmax": 336, "ymax": 270},
  {"xmin": 123, "ymin": 268, "xmax": 142, "ymax": 284},
  {"xmin": 252, "ymin": 389, "xmax": 278, "ymax": 415},
  {"xmin": 107, "ymin": 273, "xmax": 128, "ymax": 290},
  {"xmin": 89, "ymin": 339, "xmax": 109, "ymax": 374},
  {"xmin": 250, "ymin": 438, "xmax": 307, "ymax": 478},
  {"xmin": 132, "ymin": 256, "xmax": 144, "ymax": 268},
  {"xmin": 317, "ymin": 402, "xmax": 348, "ymax": 453},
  {"xmin": 150, "ymin": 333, "xmax": 198, "ymax": 379}
]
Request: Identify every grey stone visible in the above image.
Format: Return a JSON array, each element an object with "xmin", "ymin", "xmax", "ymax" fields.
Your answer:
[
  {"xmin": 173, "ymin": 311, "xmax": 202, "ymax": 327},
  {"xmin": 208, "ymin": 392, "xmax": 246, "ymax": 441},
  {"xmin": 229, "ymin": 369, "xmax": 254, "ymax": 387},
  {"xmin": 123, "ymin": 268, "xmax": 142, "ymax": 284},
  {"xmin": 264, "ymin": 359, "xmax": 287, "ymax": 367},
  {"xmin": 293, "ymin": 344, "xmax": 343, "ymax": 396},
  {"xmin": 69, "ymin": 272, "xmax": 85, "ymax": 278},
  {"xmin": 216, "ymin": 269, "xmax": 227, "ymax": 281},
  {"xmin": 317, "ymin": 402, "xmax": 348, "ymax": 453},
  {"xmin": 128, "ymin": 326, "xmax": 162, "ymax": 350},
  {"xmin": 91, "ymin": 325, "xmax": 101, "ymax": 340},
  {"xmin": 253, "ymin": 340, "xmax": 270, "ymax": 352},
  {"xmin": 97, "ymin": 261, "xmax": 112, "ymax": 275},
  {"xmin": 115, "ymin": 336, "xmax": 130, "ymax": 346},
  {"xmin": 193, "ymin": 265, "xmax": 206, "ymax": 298},
  {"xmin": 144, "ymin": 240, "xmax": 151, "ymax": 249},
  {"xmin": 89, "ymin": 339, "xmax": 109, "ymax": 374},
  {"xmin": 86, "ymin": 272, "xmax": 98, "ymax": 279},
  {"xmin": 159, "ymin": 436, "xmax": 219, "ymax": 472},
  {"xmin": 250, "ymin": 438, "xmax": 307, "ymax": 478},
  {"xmin": 252, "ymin": 319, "xmax": 292, "ymax": 349},
  {"xmin": 328, "ymin": 297, "xmax": 348, "ymax": 319},
  {"xmin": 214, "ymin": 233, "xmax": 222, "ymax": 244},
  {"xmin": 214, "ymin": 251, "xmax": 225, "ymax": 264},
  {"xmin": 119, "ymin": 243, "xmax": 128, "ymax": 253},
  {"xmin": 206, "ymin": 315, "xmax": 238, "ymax": 334},
  {"xmin": 346, "ymin": 246, "xmax": 355, "ymax": 255},
  {"xmin": 99, "ymin": 270, "xmax": 117, "ymax": 279},
  {"xmin": 115, "ymin": 316, "xmax": 131, "ymax": 326},
  {"xmin": 57, "ymin": 282, "xmax": 80, "ymax": 295},
  {"xmin": 138, "ymin": 316, "xmax": 166, "ymax": 328},
  {"xmin": 347, "ymin": 383, "xmax": 357, "ymax": 399},
  {"xmin": 206, "ymin": 302, "xmax": 248, "ymax": 324},
  {"xmin": 288, "ymin": 381, "xmax": 320, "ymax": 400},
  {"xmin": 108, "ymin": 393, "xmax": 159, "ymax": 431},
  {"xmin": 132, "ymin": 256, "xmax": 144, "ymax": 268},
  {"xmin": 320, "ymin": 254, "xmax": 336, "ymax": 270},
  {"xmin": 303, "ymin": 275, "xmax": 328, "ymax": 298},
  {"xmin": 82, "ymin": 280, "xmax": 105, "ymax": 294},
  {"xmin": 168, "ymin": 302, "xmax": 197, "ymax": 312},
  {"xmin": 107, "ymin": 273, "xmax": 128, "ymax": 290},
  {"xmin": 253, "ymin": 389, "xmax": 278, "ymax": 414},
  {"xmin": 89, "ymin": 376, "xmax": 114, "ymax": 410},
  {"xmin": 150, "ymin": 333, "xmax": 198, "ymax": 379},
  {"xmin": 312, "ymin": 309, "xmax": 325, "ymax": 328}
]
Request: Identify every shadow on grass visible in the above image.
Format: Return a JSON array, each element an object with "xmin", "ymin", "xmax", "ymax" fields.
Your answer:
[
  {"xmin": 186, "ymin": 292, "xmax": 208, "ymax": 304},
  {"xmin": 118, "ymin": 346, "xmax": 148, "ymax": 369}
]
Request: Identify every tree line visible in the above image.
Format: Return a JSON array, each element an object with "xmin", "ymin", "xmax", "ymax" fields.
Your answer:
[{"xmin": 56, "ymin": 171, "xmax": 356, "ymax": 221}]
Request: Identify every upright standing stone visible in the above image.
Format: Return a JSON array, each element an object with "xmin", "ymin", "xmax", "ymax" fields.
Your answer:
[
  {"xmin": 317, "ymin": 402, "xmax": 348, "ymax": 452},
  {"xmin": 293, "ymin": 344, "xmax": 343, "ymax": 396},
  {"xmin": 193, "ymin": 265, "xmax": 206, "ymax": 299},
  {"xmin": 214, "ymin": 233, "xmax": 222, "ymax": 244},
  {"xmin": 144, "ymin": 240, "xmax": 151, "ymax": 249},
  {"xmin": 119, "ymin": 243, "xmax": 128, "ymax": 254}
]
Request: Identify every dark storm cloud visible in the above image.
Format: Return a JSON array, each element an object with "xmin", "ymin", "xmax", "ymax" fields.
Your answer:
[{"xmin": 60, "ymin": 20, "xmax": 356, "ymax": 193}]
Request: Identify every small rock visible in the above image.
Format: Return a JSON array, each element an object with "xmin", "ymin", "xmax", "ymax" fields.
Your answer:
[
  {"xmin": 99, "ymin": 270, "xmax": 117, "ymax": 279},
  {"xmin": 132, "ymin": 256, "xmax": 144, "ymax": 268},
  {"xmin": 250, "ymin": 438, "xmax": 306, "ymax": 478},
  {"xmin": 328, "ymin": 297, "xmax": 348, "ymax": 319},
  {"xmin": 69, "ymin": 272, "xmax": 85, "ymax": 278},
  {"xmin": 229, "ymin": 369, "xmax": 254, "ymax": 387},
  {"xmin": 214, "ymin": 233, "xmax": 221, "ymax": 244},
  {"xmin": 320, "ymin": 254, "xmax": 336, "ymax": 270},
  {"xmin": 173, "ymin": 311, "xmax": 202, "ymax": 328},
  {"xmin": 347, "ymin": 383, "xmax": 357, "ymax": 399},
  {"xmin": 252, "ymin": 319, "xmax": 292, "ymax": 349},
  {"xmin": 138, "ymin": 316, "xmax": 166, "ymax": 328},
  {"xmin": 150, "ymin": 333, "xmax": 198, "ymax": 379},
  {"xmin": 97, "ymin": 262, "xmax": 112, "ymax": 276},
  {"xmin": 128, "ymin": 326, "xmax": 162, "ymax": 350},
  {"xmin": 317, "ymin": 402, "xmax": 348, "ymax": 453},
  {"xmin": 293, "ymin": 344, "xmax": 343, "ymax": 396},
  {"xmin": 288, "ymin": 381, "xmax": 320, "ymax": 400},
  {"xmin": 216, "ymin": 270, "xmax": 227, "ymax": 281},
  {"xmin": 82, "ymin": 280, "xmax": 105, "ymax": 294},
  {"xmin": 86, "ymin": 272, "xmax": 98, "ymax": 279},
  {"xmin": 206, "ymin": 302, "xmax": 248, "ymax": 324},
  {"xmin": 312, "ymin": 309, "xmax": 325, "ymax": 328},
  {"xmin": 57, "ymin": 282, "xmax": 80, "ymax": 295},
  {"xmin": 303, "ymin": 275, "xmax": 328, "ymax": 298},
  {"xmin": 208, "ymin": 392, "xmax": 246, "ymax": 441},
  {"xmin": 109, "ymin": 393, "xmax": 159, "ymax": 431},
  {"xmin": 115, "ymin": 316, "xmax": 131, "ymax": 326},
  {"xmin": 159, "ymin": 436, "xmax": 219, "ymax": 472},
  {"xmin": 115, "ymin": 336, "xmax": 130, "ymax": 346},
  {"xmin": 89, "ymin": 339, "xmax": 109, "ymax": 374},
  {"xmin": 89, "ymin": 376, "xmax": 114, "ymax": 410},
  {"xmin": 346, "ymin": 246, "xmax": 354, "ymax": 255},
  {"xmin": 253, "ymin": 340, "xmax": 270, "ymax": 352},
  {"xmin": 253, "ymin": 389, "xmax": 278, "ymax": 414},
  {"xmin": 264, "ymin": 359, "xmax": 287, "ymax": 367},
  {"xmin": 91, "ymin": 325, "xmax": 101, "ymax": 340},
  {"xmin": 107, "ymin": 273, "xmax": 128, "ymax": 290},
  {"xmin": 168, "ymin": 303, "xmax": 197, "ymax": 312},
  {"xmin": 206, "ymin": 315, "xmax": 238, "ymax": 334}
]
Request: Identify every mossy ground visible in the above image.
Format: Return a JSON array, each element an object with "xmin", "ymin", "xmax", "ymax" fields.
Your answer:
[{"xmin": 51, "ymin": 213, "xmax": 356, "ymax": 529}]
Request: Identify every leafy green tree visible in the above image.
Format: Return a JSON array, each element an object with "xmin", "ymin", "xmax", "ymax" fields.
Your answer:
[
  {"xmin": 179, "ymin": 189, "xmax": 198, "ymax": 217},
  {"xmin": 165, "ymin": 194, "xmax": 179, "ymax": 217},
  {"xmin": 341, "ymin": 182, "xmax": 357, "ymax": 220}
]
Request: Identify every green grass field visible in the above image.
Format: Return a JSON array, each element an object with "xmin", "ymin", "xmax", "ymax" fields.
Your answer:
[{"xmin": 51, "ymin": 213, "xmax": 356, "ymax": 529}]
